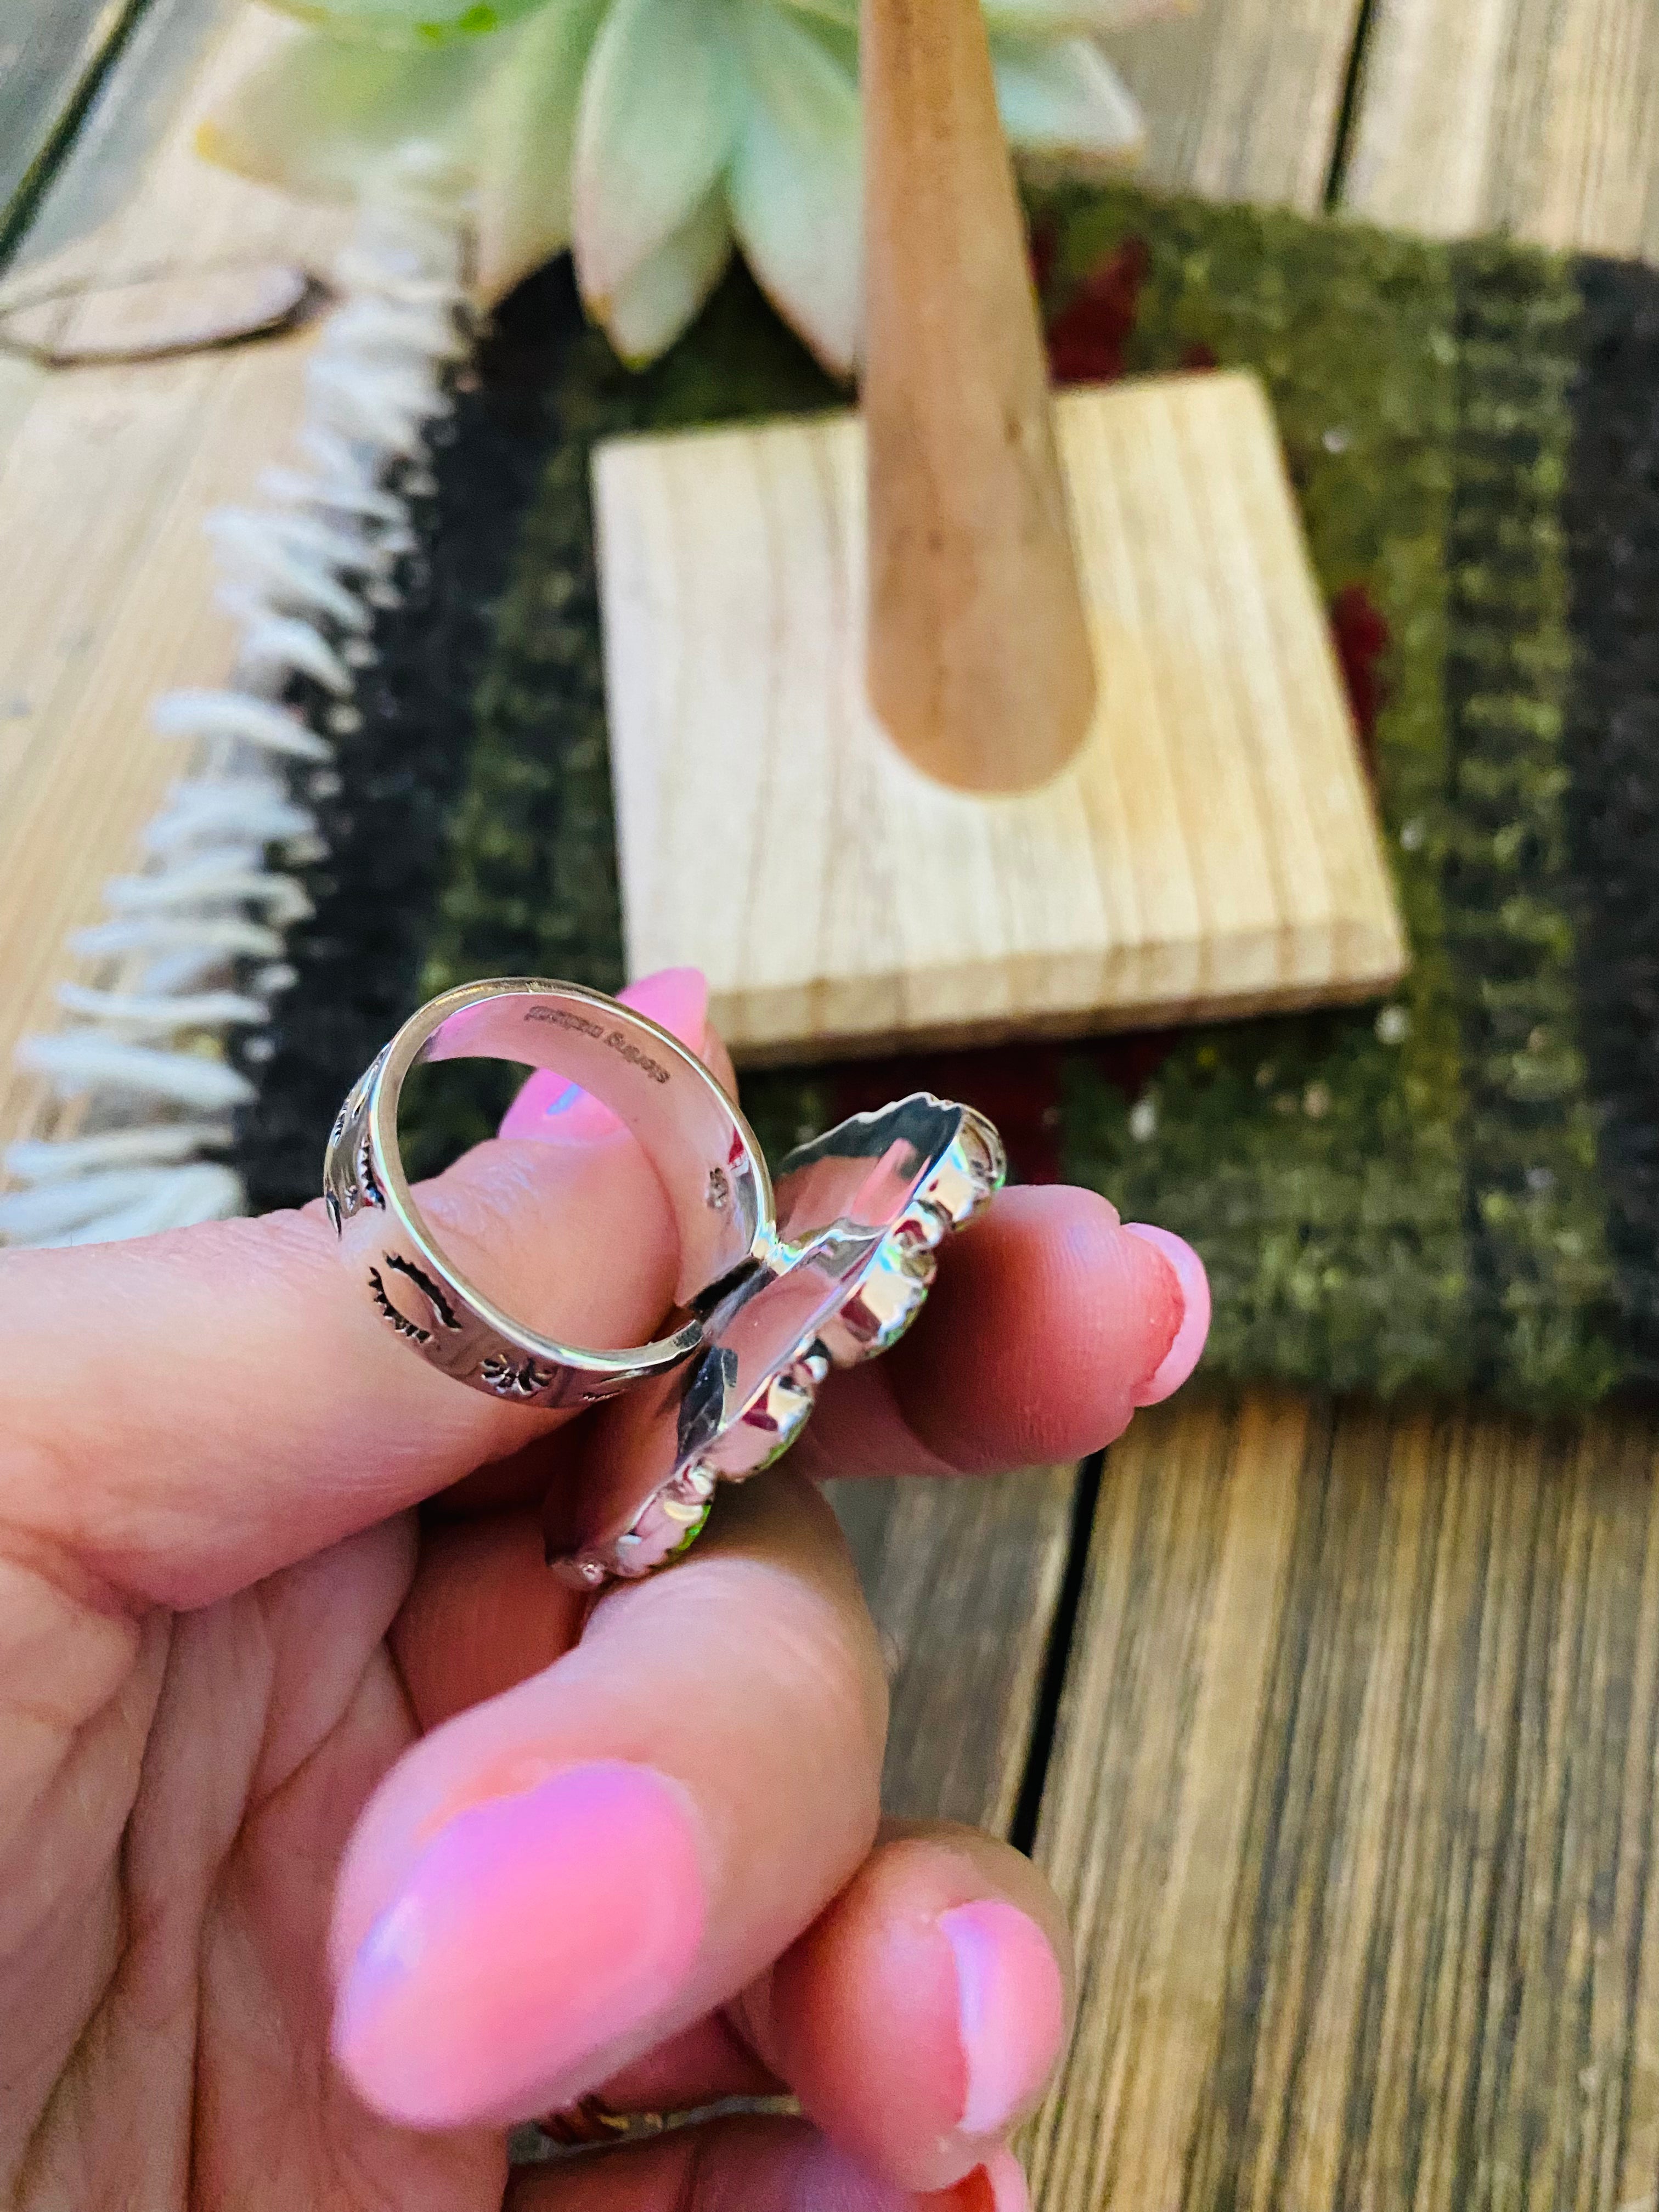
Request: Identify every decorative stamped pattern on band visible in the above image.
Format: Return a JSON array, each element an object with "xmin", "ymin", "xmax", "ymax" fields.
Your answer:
[
  {"xmin": 324, "ymin": 1047, "xmax": 390, "ymax": 1235},
  {"xmin": 323, "ymin": 1028, "xmax": 710, "ymax": 1412},
  {"xmin": 481, "ymin": 1352, "xmax": 558, "ymax": 1398},
  {"xmin": 368, "ymin": 1251, "xmax": 463, "ymax": 1345}
]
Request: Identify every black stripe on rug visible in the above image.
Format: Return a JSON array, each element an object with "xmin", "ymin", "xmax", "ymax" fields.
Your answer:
[
  {"xmin": 231, "ymin": 261, "xmax": 583, "ymax": 1215},
  {"xmin": 1562, "ymin": 252, "xmax": 1659, "ymax": 1389}
]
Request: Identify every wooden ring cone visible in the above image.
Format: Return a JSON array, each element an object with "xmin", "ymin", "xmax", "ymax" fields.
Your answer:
[{"xmin": 861, "ymin": 0, "xmax": 1097, "ymax": 794}]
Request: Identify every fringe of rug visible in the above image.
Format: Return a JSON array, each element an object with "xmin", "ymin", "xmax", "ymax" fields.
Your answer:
[{"xmin": 0, "ymin": 151, "xmax": 470, "ymax": 1250}]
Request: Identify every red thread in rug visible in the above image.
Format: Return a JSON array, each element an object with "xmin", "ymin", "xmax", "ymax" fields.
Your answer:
[
  {"xmin": 1329, "ymin": 582, "xmax": 1391, "ymax": 785},
  {"xmin": 1045, "ymin": 235, "xmax": 1151, "ymax": 386}
]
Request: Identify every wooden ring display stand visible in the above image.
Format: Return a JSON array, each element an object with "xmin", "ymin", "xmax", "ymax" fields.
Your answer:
[{"xmin": 595, "ymin": 0, "xmax": 1406, "ymax": 1065}]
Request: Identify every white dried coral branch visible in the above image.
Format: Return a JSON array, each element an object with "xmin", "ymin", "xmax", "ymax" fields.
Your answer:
[{"xmin": 1, "ymin": 150, "xmax": 470, "ymax": 1251}]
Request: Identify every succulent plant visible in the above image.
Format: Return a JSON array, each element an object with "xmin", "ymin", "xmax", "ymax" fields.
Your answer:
[{"xmin": 202, "ymin": 0, "xmax": 1172, "ymax": 372}]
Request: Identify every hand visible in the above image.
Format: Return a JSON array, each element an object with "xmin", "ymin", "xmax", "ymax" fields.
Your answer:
[{"xmin": 0, "ymin": 974, "xmax": 1206, "ymax": 2211}]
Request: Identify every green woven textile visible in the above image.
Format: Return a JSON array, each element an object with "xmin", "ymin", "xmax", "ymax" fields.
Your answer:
[
  {"xmin": 234, "ymin": 188, "xmax": 1659, "ymax": 1412},
  {"xmin": 1047, "ymin": 202, "xmax": 1612, "ymax": 1404}
]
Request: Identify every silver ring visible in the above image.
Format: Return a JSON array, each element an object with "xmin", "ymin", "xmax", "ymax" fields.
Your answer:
[
  {"xmin": 544, "ymin": 1092, "xmax": 1006, "ymax": 1585},
  {"xmin": 324, "ymin": 979, "xmax": 773, "ymax": 1409}
]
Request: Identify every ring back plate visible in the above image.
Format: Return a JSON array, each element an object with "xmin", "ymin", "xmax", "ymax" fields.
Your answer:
[
  {"xmin": 546, "ymin": 1096, "xmax": 1003, "ymax": 1585},
  {"xmin": 594, "ymin": 370, "xmax": 1406, "ymax": 1066}
]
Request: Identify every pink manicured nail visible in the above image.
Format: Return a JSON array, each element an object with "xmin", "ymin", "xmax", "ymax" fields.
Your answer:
[
  {"xmin": 1122, "ymin": 1224, "xmax": 1210, "ymax": 1406},
  {"xmin": 331, "ymin": 1760, "xmax": 706, "ymax": 2128},
  {"xmin": 940, "ymin": 1900, "xmax": 1066, "ymax": 2140},
  {"xmin": 498, "ymin": 967, "xmax": 709, "ymax": 1143}
]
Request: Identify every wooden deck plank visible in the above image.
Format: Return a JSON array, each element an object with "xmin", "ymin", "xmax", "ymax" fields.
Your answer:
[
  {"xmin": 1029, "ymin": 1390, "xmax": 1659, "ymax": 2212},
  {"xmin": 8, "ymin": 0, "xmax": 228, "ymax": 279},
  {"xmin": 0, "ymin": 330, "xmax": 337, "ymax": 1150},
  {"xmin": 1341, "ymin": 0, "xmax": 1659, "ymax": 257},
  {"xmin": 0, "ymin": 0, "xmax": 140, "ymax": 238},
  {"xmin": 1102, "ymin": 0, "xmax": 1367, "ymax": 213},
  {"xmin": 829, "ymin": 1469, "xmax": 1077, "ymax": 1833},
  {"xmin": 0, "ymin": 0, "xmax": 347, "ymax": 1153}
]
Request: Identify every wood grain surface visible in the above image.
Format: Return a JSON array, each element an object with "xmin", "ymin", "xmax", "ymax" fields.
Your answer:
[
  {"xmin": 0, "ymin": 0, "xmax": 346, "ymax": 1158},
  {"xmin": 830, "ymin": 1468, "xmax": 1078, "ymax": 1833},
  {"xmin": 1028, "ymin": 1390, "xmax": 1659, "ymax": 2212},
  {"xmin": 861, "ymin": 0, "xmax": 1096, "ymax": 792},
  {"xmin": 1341, "ymin": 0, "xmax": 1659, "ymax": 257},
  {"xmin": 9, "ymin": 0, "xmax": 229, "ymax": 278},
  {"xmin": 596, "ymin": 372, "xmax": 1403, "ymax": 1064},
  {"xmin": 1103, "ymin": 0, "xmax": 1369, "ymax": 213},
  {"xmin": 0, "ymin": 0, "xmax": 142, "ymax": 238}
]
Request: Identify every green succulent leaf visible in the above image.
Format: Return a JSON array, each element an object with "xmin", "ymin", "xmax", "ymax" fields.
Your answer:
[
  {"xmin": 474, "ymin": 0, "xmax": 608, "ymax": 297},
  {"xmin": 202, "ymin": 0, "xmax": 1153, "ymax": 368},
  {"xmin": 994, "ymin": 33, "xmax": 1144, "ymax": 162},
  {"xmin": 769, "ymin": 0, "xmax": 857, "ymax": 28},
  {"xmin": 984, "ymin": 0, "xmax": 1177, "ymax": 33},
  {"xmin": 263, "ymin": 0, "xmax": 559, "ymax": 48},
  {"xmin": 573, "ymin": 0, "xmax": 738, "ymax": 306},
  {"xmin": 197, "ymin": 22, "xmax": 487, "ymax": 196},
  {"xmin": 728, "ymin": 1, "xmax": 862, "ymax": 375},
  {"xmin": 603, "ymin": 187, "xmax": 735, "ymax": 362}
]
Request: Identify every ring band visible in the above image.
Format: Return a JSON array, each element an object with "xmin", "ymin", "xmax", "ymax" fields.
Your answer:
[
  {"xmin": 535, "ymin": 2096, "xmax": 662, "ymax": 2148},
  {"xmin": 544, "ymin": 1092, "xmax": 1006, "ymax": 1585},
  {"xmin": 324, "ymin": 978, "xmax": 772, "ymax": 1409}
]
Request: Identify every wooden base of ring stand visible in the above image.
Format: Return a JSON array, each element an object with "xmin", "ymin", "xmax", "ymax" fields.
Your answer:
[{"xmin": 594, "ymin": 368, "xmax": 1407, "ymax": 1067}]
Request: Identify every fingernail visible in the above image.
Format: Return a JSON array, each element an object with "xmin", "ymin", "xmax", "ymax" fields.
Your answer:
[
  {"xmin": 498, "ymin": 967, "xmax": 709, "ymax": 1143},
  {"xmin": 1121, "ymin": 1224, "xmax": 1210, "ymax": 1406},
  {"xmin": 922, "ymin": 2151, "xmax": 1032, "ymax": 2212},
  {"xmin": 940, "ymin": 1900, "xmax": 1066, "ymax": 2140},
  {"xmin": 331, "ymin": 1760, "xmax": 706, "ymax": 2128}
]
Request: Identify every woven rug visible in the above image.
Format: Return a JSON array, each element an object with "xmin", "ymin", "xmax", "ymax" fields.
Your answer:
[{"xmin": 228, "ymin": 187, "xmax": 1659, "ymax": 1413}]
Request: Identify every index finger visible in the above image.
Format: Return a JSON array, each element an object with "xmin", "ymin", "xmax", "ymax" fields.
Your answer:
[{"xmin": 0, "ymin": 1120, "xmax": 680, "ymax": 1607}]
